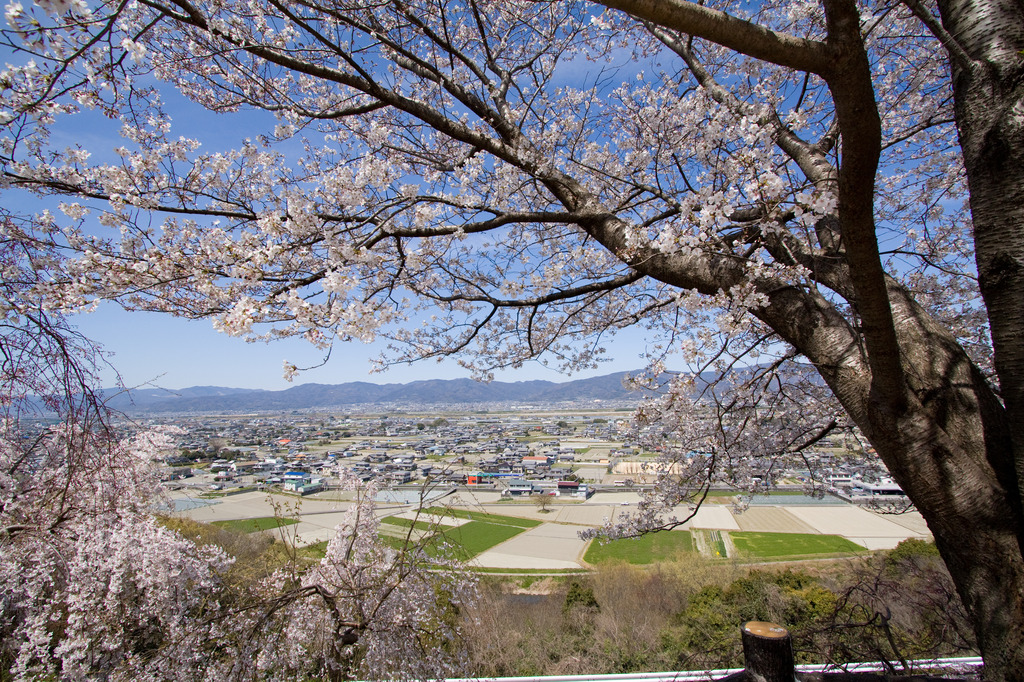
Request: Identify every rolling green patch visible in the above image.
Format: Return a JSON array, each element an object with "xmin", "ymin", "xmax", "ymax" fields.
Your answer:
[
  {"xmin": 421, "ymin": 507, "xmax": 542, "ymax": 528},
  {"xmin": 380, "ymin": 516, "xmax": 454, "ymax": 532},
  {"xmin": 211, "ymin": 517, "xmax": 299, "ymax": 533},
  {"xmin": 584, "ymin": 530, "xmax": 693, "ymax": 565},
  {"xmin": 378, "ymin": 513, "xmax": 536, "ymax": 561},
  {"xmin": 433, "ymin": 521, "xmax": 529, "ymax": 561},
  {"xmin": 301, "ymin": 540, "xmax": 329, "ymax": 560},
  {"xmin": 378, "ymin": 534, "xmax": 413, "ymax": 551},
  {"xmin": 730, "ymin": 532, "xmax": 866, "ymax": 558}
]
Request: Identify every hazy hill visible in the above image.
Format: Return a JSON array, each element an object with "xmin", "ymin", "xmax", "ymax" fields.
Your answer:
[{"xmin": 102, "ymin": 370, "xmax": 662, "ymax": 413}]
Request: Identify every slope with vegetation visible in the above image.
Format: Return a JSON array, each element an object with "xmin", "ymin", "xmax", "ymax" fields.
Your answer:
[{"xmin": 467, "ymin": 538, "xmax": 974, "ymax": 677}]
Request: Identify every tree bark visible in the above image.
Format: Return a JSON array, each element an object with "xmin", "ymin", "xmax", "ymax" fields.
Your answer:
[
  {"xmin": 741, "ymin": 621, "xmax": 795, "ymax": 682},
  {"xmin": 936, "ymin": 0, "xmax": 1024, "ymax": 531},
  {"xmin": 926, "ymin": 0, "xmax": 1024, "ymax": 678}
]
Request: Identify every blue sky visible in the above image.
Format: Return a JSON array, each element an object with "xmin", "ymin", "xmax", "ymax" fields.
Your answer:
[
  {"xmin": 71, "ymin": 303, "xmax": 655, "ymax": 390},
  {"xmin": 5, "ymin": 14, "xmax": 660, "ymax": 392}
]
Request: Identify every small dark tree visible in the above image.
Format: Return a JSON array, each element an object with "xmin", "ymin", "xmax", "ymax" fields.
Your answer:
[{"xmin": 532, "ymin": 493, "xmax": 555, "ymax": 513}]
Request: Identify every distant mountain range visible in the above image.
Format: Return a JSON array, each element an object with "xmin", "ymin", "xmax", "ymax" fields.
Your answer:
[{"xmin": 102, "ymin": 371, "xmax": 668, "ymax": 413}]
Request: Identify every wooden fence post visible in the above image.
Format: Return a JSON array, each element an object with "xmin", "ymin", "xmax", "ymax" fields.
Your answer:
[{"xmin": 740, "ymin": 621, "xmax": 795, "ymax": 682}]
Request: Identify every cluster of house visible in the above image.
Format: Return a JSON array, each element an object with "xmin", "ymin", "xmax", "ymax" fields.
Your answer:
[
  {"xmin": 206, "ymin": 457, "xmax": 327, "ymax": 494},
  {"xmin": 497, "ymin": 478, "xmax": 591, "ymax": 499},
  {"xmin": 827, "ymin": 473, "xmax": 906, "ymax": 501},
  {"xmin": 158, "ymin": 412, "xmax": 907, "ymax": 506},
  {"xmin": 473, "ymin": 445, "xmax": 581, "ymax": 474},
  {"xmin": 343, "ymin": 451, "xmax": 454, "ymax": 485},
  {"xmin": 192, "ymin": 430, "xmax": 604, "ymax": 497},
  {"xmin": 457, "ymin": 447, "xmax": 595, "ymax": 499}
]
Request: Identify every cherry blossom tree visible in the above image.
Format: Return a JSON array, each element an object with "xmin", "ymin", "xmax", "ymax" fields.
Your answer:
[
  {"xmin": 1, "ymin": 238, "xmax": 475, "ymax": 679},
  {"xmin": 0, "ymin": 274, "xmax": 233, "ymax": 677},
  {"xmin": 0, "ymin": 366, "xmax": 473, "ymax": 680},
  {"xmin": 0, "ymin": 0, "xmax": 1021, "ymax": 677},
  {"xmin": 239, "ymin": 477, "xmax": 475, "ymax": 682}
]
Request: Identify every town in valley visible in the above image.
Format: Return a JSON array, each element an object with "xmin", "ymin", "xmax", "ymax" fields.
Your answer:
[{"xmin": 140, "ymin": 405, "xmax": 930, "ymax": 569}]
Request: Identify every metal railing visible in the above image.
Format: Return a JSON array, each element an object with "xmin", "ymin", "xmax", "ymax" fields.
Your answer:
[{"xmin": 447, "ymin": 657, "xmax": 982, "ymax": 682}]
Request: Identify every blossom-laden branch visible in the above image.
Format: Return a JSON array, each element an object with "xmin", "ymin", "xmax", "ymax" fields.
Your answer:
[{"xmin": 0, "ymin": 0, "xmax": 974, "ymax": 378}]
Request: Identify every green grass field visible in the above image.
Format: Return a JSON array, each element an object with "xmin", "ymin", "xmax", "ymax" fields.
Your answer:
[
  {"xmin": 434, "ymin": 521, "xmax": 530, "ymax": 560},
  {"xmin": 378, "ymin": 509, "xmax": 539, "ymax": 561},
  {"xmin": 730, "ymin": 531, "xmax": 866, "ymax": 558},
  {"xmin": 584, "ymin": 530, "xmax": 693, "ymax": 564},
  {"xmin": 379, "ymin": 516, "xmax": 452, "ymax": 532},
  {"xmin": 211, "ymin": 516, "xmax": 299, "ymax": 533},
  {"xmin": 301, "ymin": 540, "xmax": 329, "ymax": 559},
  {"xmin": 421, "ymin": 507, "xmax": 542, "ymax": 528}
]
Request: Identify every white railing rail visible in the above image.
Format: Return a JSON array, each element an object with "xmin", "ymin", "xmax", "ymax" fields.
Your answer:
[{"xmin": 446, "ymin": 656, "xmax": 983, "ymax": 682}]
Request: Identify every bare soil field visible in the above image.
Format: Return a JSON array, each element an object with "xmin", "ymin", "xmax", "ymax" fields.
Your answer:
[
  {"xmin": 881, "ymin": 511, "xmax": 931, "ymax": 535},
  {"xmin": 472, "ymin": 523, "xmax": 588, "ymax": 570},
  {"xmin": 175, "ymin": 491, "xmax": 351, "ymax": 522},
  {"xmin": 785, "ymin": 506, "xmax": 930, "ymax": 550},
  {"xmin": 553, "ymin": 503, "xmax": 635, "ymax": 526},
  {"xmin": 732, "ymin": 507, "xmax": 819, "ymax": 533},
  {"xmin": 683, "ymin": 505, "xmax": 742, "ymax": 531}
]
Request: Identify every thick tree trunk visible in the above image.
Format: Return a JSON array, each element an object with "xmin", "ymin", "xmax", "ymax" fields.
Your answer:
[
  {"xmin": 813, "ymin": 0, "xmax": 1024, "ymax": 675},
  {"xmin": 926, "ymin": 0, "xmax": 1024, "ymax": 678},
  {"xmin": 798, "ymin": 274, "xmax": 1024, "ymax": 682},
  {"xmin": 585, "ymin": 2, "xmax": 1024, "ymax": 675},
  {"xmin": 871, "ymin": 408, "xmax": 1024, "ymax": 682},
  {"xmin": 937, "ymin": 0, "xmax": 1024, "ymax": 529}
]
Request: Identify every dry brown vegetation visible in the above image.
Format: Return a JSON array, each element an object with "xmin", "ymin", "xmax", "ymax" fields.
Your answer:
[
  {"xmin": 462, "ymin": 541, "xmax": 976, "ymax": 676},
  {"xmin": 156, "ymin": 516, "xmax": 974, "ymax": 677}
]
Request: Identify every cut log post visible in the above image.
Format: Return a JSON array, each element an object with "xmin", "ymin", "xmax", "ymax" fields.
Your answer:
[{"xmin": 741, "ymin": 621, "xmax": 795, "ymax": 682}]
